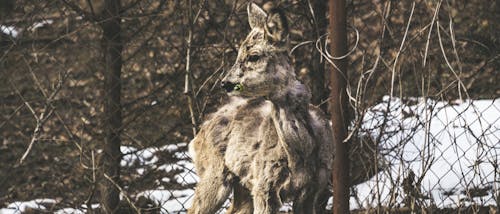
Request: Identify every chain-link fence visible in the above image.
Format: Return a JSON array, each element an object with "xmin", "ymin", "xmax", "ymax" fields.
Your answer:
[
  {"xmin": 351, "ymin": 97, "xmax": 499, "ymax": 213},
  {"xmin": 1, "ymin": 0, "xmax": 498, "ymax": 213}
]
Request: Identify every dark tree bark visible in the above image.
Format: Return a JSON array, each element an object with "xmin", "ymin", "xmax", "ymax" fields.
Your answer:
[
  {"xmin": 0, "ymin": 0, "xmax": 14, "ymax": 17},
  {"xmin": 99, "ymin": 0, "xmax": 123, "ymax": 212},
  {"xmin": 310, "ymin": 0, "xmax": 328, "ymax": 111},
  {"xmin": 328, "ymin": 0, "xmax": 350, "ymax": 213}
]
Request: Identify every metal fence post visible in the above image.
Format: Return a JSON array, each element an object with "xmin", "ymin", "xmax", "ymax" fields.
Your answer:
[{"xmin": 328, "ymin": 0, "xmax": 350, "ymax": 213}]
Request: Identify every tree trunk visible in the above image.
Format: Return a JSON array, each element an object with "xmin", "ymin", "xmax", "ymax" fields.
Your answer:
[
  {"xmin": 328, "ymin": 0, "xmax": 350, "ymax": 213},
  {"xmin": 99, "ymin": 0, "xmax": 122, "ymax": 212},
  {"xmin": 310, "ymin": 0, "xmax": 328, "ymax": 111}
]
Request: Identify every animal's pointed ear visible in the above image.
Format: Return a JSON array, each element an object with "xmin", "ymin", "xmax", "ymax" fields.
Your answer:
[
  {"xmin": 264, "ymin": 8, "xmax": 289, "ymax": 43},
  {"xmin": 247, "ymin": 3, "xmax": 267, "ymax": 29}
]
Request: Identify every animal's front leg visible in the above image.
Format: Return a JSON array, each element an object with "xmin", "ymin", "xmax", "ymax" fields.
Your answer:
[
  {"xmin": 188, "ymin": 142, "xmax": 232, "ymax": 214},
  {"xmin": 252, "ymin": 190, "xmax": 281, "ymax": 214},
  {"xmin": 188, "ymin": 171, "xmax": 232, "ymax": 214},
  {"xmin": 226, "ymin": 183, "xmax": 253, "ymax": 214},
  {"xmin": 251, "ymin": 163, "xmax": 286, "ymax": 214}
]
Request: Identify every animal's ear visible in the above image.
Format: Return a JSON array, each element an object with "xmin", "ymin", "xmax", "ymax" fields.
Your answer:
[
  {"xmin": 247, "ymin": 3, "xmax": 267, "ymax": 29},
  {"xmin": 264, "ymin": 8, "xmax": 288, "ymax": 43}
]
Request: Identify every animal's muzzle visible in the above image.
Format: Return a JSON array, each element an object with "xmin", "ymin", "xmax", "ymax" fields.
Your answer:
[{"xmin": 221, "ymin": 81, "xmax": 237, "ymax": 92}]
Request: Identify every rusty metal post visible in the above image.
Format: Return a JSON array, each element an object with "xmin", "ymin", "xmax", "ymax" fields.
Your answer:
[{"xmin": 328, "ymin": 0, "xmax": 350, "ymax": 213}]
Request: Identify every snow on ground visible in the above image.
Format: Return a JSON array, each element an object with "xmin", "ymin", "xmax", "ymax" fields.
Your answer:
[
  {"xmin": 122, "ymin": 142, "xmax": 199, "ymax": 213},
  {"xmin": 352, "ymin": 97, "xmax": 499, "ymax": 209},
  {"xmin": 1, "ymin": 97, "xmax": 498, "ymax": 213},
  {"xmin": 0, "ymin": 25, "xmax": 19, "ymax": 38},
  {"xmin": 53, "ymin": 208, "xmax": 85, "ymax": 214},
  {"xmin": 28, "ymin": 19, "xmax": 54, "ymax": 32},
  {"xmin": 0, "ymin": 19, "xmax": 54, "ymax": 39},
  {"xmin": 1, "ymin": 142, "xmax": 195, "ymax": 214},
  {"xmin": 136, "ymin": 189, "xmax": 195, "ymax": 213},
  {"xmin": 119, "ymin": 97, "xmax": 499, "ymax": 212},
  {"xmin": 0, "ymin": 199, "xmax": 58, "ymax": 214}
]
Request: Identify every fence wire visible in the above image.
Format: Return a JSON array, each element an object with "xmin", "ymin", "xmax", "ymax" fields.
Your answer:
[{"xmin": 0, "ymin": 0, "xmax": 498, "ymax": 213}]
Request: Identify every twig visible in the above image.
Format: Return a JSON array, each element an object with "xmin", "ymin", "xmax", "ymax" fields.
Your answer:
[
  {"xmin": 314, "ymin": 27, "xmax": 358, "ymax": 87},
  {"xmin": 325, "ymin": 26, "xmax": 360, "ymax": 60},
  {"xmin": 423, "ymin": 0, "xmax": 442, "ymax": 67},
  {"xmin": 18, "ymin": 70, "xmax": 68, "ymax": 164},
  {"xmin": 195, "ymin": 61, "xmax": 225, "ymax": 97},
  {"xmin": 290, "ymin": 40, "xmax": 313, "ymax": 55},
  {"xmin": 0, "ymin": 104, "xmax": 24, "ymax": 130},
  {"xmin": 10, "ymin": 82, "xmax": 38, "ymax": 120},
  {"xmin": 85, "ymin": 150, "xmax": 97, "ymax": 214},
  {"xmin": 436, "ymin": 21, "xmax": 468, "ymax": 100},
  {"xmin": 390, "ymin": 1, "xmax": 415, "ymax": 98},
  {"xmin": 103, "ymin": 173, "xmax": 141, "ymax": 214},
  {"xmin": 446, "ymin": 1, "xmax": 463, "ymax": 77},
  {"xmin": 120, "ymin": 0, "xmax": 142, "ymax": 14},
  {"xmin": 85, "ymin": 0, "xmax": 97, "ymax": 17},
  {"xmin": 184, "ymin": 0, "xmax": 199, "ymax": 136},
  {"xmin": 19, "ymin": 107, "xmax": 55, "ymax": 164},
  {"xmin": 60, "ymin": 0, "xmax": 98, "ymax": 22},
  {"xmin": 23, "ymin": 56, "xmax": 48, "ymax": 98}
]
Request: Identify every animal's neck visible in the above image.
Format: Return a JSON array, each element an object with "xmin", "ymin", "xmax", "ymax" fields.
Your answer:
[
  {"xmin": 268, "ymin": 79, "xmax": 311, "ymax": 112},
  {"xmin": 268, "ymin": 79, "xmax": 315, "ymax": 171}
]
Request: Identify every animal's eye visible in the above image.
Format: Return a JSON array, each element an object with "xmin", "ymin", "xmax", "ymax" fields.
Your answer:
[{"xmin": 247, "ymin": 54, "xmax": 261, "ymax": 62}]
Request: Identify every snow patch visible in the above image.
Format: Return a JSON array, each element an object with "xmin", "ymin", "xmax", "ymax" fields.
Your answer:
[
  {"xmin": 0, "ymin": 25, "xmax": 19, "ymax": 38},
  {"xmin": 29, "ymin": 19, "xmax": 54, "ymax": 32},
  {"xmin": 351, "ymin": 97, "xmax": 500, "ymax": 208},
  {"xmin": 0, "ymin": 199, "xmax": 57, "ymax": 214},
  {"xmin": 54, "ymin": 208, "xmax": 85, "ymax": 214}
]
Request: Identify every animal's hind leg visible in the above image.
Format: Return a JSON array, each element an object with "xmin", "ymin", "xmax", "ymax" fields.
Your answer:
[
  {"xmin": 188, "ymin": 166, "xmax": 232, "ymax": 214},
  {"xmin": 226, "ymin": 183, "xmax": 253, "ymax": 214},
  {"xmin": 292, "ymin": 187, "xmax": 315, "ymax": 214},
  {"xmin": 291, "ymin": 187, "xmax": 330, "ymax": 214},
  {"xmin": 293, "ymin": 186, "xmax": 329, "ymax": 214},
  {"xmin": 314, "ymin": 188, "xmax": 331, "ymax": 214}
]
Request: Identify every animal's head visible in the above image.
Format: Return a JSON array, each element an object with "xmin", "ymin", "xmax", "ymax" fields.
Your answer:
[{"xmin": 221, "ymin": 3, "xmax": 295, "ymax": 98}]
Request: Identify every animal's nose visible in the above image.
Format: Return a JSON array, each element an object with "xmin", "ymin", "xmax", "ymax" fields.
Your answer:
[{"xmin": 221, "ymin": 81, "xmax": 237, "ymax": 92}]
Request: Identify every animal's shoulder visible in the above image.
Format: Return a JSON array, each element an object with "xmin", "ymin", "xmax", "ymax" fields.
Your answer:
[
  {"xmin": 203, "ymin": 97, "xmax": 273, "ymax": 125},
  {"xmin": 195, "ymin": 97, "xmax": 274, "ymax": 153},
  {"xmin": 234, "ymin": 97, "xmax": 273, "ymax": 119}
]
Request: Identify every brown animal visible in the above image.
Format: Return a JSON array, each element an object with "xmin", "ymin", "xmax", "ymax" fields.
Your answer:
[
  {"xmin": 188, "ymin": 3, "xmax": 381, "ymax": 214},
  {"xmin": 188, "ymin": 3, "xmax": 332, "ymax": 214}
]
